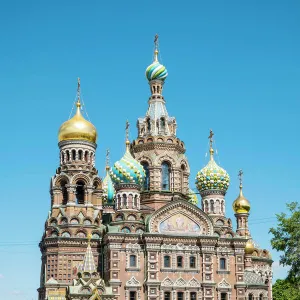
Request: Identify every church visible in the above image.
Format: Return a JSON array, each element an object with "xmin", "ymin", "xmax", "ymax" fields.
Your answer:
[{"xmin": 38, "ymin": 37, "xmax": 273, "ymax": 300}]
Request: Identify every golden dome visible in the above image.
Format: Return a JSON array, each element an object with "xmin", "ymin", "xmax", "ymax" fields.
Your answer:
[
  {"xmin": 58, "ymin": 101, "xmax": 97, "ymax": 143},
  {"xmin": 245, "ymin": 239, "xmax": 255, "ymax": 255},
  {"xmin": 232, "ymin": 185, "xmax": 251, "ymax": 214}
]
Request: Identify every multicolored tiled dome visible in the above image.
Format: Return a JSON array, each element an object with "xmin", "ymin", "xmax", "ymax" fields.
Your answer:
[
  {"xmin": 145, "ymin": 49, "xmax": 168, "ymax": 82},
  {"xmin": 102, "ymin": 166, "xmax": 115, "ymax": 204},
  {"xmin": 188, "ymin": 189, "xmax": 198, "ymax": 206},
  {"xmin": 110, "ymin": 141, "xmax": 145, "ymax": 186},
  {"xmin": 195, "ymin": 148, "xmax": 230, "ymax": 194}
]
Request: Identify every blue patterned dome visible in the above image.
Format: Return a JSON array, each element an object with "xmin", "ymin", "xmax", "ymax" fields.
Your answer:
[
  {"xmin": 195, "ymin": 148, "xmax": 230, "ymax": 194},
  {"xmin": 145, "ymin": 49, "xmax": 168, "ymax": 82},
  {"xmin": 102, "ymin": 166, "xmax": 115, "ymax": 204},
  {"xmin": 110, "ymin": 141, "xmax": 145, "ymax": 186}
]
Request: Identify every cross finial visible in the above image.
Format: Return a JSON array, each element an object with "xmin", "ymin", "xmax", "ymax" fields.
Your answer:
[
  {"xmin": 125, "ymin": 120, "xmax": 130, "ymax": 141},
  {"xmin": 77, "ymin": 77, "xmax": 81, "ymax": 106},
  {"xmin": 105, "ymin": 149, "xmax": 110, "ymax": 171},
  {"xmin": 154, "ymin": 34, "xmax": 159, "ymax": 49},
  {"xmin": 208, "ymin": 129, "xmax": 214, "ymax": 159},
  {"xmin": 238, "ymin": 169, "xmax": 243, "ymax": 187}
]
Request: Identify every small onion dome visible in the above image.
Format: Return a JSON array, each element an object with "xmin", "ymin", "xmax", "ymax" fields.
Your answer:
[
  {"xmin": 102, "ymin": 166, "xmax": 115, "ymax": 204},
  {"xmin": 110, "ymin": 141, "xmax": 145, "ymax": 186},
  {"xmin": 188, "ymin": 189, "xmax": 198, "ymax": 206},
  {"xmin": 195, "ymin": 148, "xmax": 230, "ymax": 194},
  {"xmin": 245, "ymin": 238, "xmax": 255, "ymax": 255},
  {"xmin": 58, "ymin": 101, "xmax": 97, "ymax": 143},
  {"xmin": 232, "ymin": 184, "xmax": 251, "ymax": 214},
  {"xmin": 145, "ymin": 49, "xmax": 168, "ymax": 82}
]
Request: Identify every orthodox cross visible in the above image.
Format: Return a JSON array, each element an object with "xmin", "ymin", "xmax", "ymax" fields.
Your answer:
[
  {"xmin": 238, "ymin": 169, "xmax": 243, "ymax": 186},
  {"xmin": 106, "ymin": 149, "xmax": 110, "ymax": 167},
  {"xmin": 154, "ymin": 34, "xmax": 159, "ymax": 49},
  {"xmin": 208, "ymin": 129, "xmax": 214, "ymax": 149},
  {"xmin": 125, "ymin": 120, "xmax": 130, "ymax": 141},
  {"xmin": 77, "ymin": 77, "xmax": 81, "ymax": 102}
]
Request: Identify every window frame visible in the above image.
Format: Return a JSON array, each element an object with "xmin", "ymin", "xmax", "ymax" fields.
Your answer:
[
  {"xmin": 129, "ymin": 255, "xmax": 137, "ymax": 268},
  {"xmin": 164, "ymin": 255, "xmax": 171, "ymax": 268},
  {"xmin": 177, "ymin": 256, "xmax": 183, "ymax": 268},
  {"xmin": 189, "ymin": 256, "xmax": 196, "ymax": 268},
  {"xmin": 219, "ymin": 257, "xmax": 226, "ymax": 270}
]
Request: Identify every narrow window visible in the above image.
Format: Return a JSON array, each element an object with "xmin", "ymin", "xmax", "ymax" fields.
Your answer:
[
  {"xmin": 177, "ymin": 256, "xmax": 183, "ymax": 268},
  {"xmin": 78, "ymin": 150, "xmax": 83, "ymax": 160},
  {"xmin": 221, "ymin": 293, "xmax": 227, "ymax": 300},
  {"xmin": 129, "ymin": 291, "xmax": 136, "ymax": 300},
  {"xmin": 161, "ymin": 162, "xmax": 171, "ymax": 191},
  {"xmin": 60, "ymin": 180, "xmax": 69, "ymax": 205},
  {"xmin": 164, "ymin": 256, "xmax": 171, "ymax": 268},
  {"xmin": 220, "ymin": 258, "xmax": 226, "ymax": 270},
  {"xmin": 160, "ymin": 117, "xmax": 165, "ymax": 131},
  {"xmin": 147, "ymin": 118, "xmax": 151, "ymax": 132},
  {"xmin": 181, "ymin": 165, "xmax": 185, "ymax": 192},
  {"xmin": 210, "ymin": 200, "xmax": 214, "ymax": 213},
  {"xmin": 72, "ymin": 150, "xmax": 76, "ymax": 160},
  {"xmin": 248, "ymin": 295, "xmax": 253, "ymax": 300},
  {"xmin": 130, "ymin": 255, "xmax": 137, "ymax": 267},
  {"xmin": 177, "ymin": 292, "xmax": 184, "ymax": 300},
  {"xmin": 141, "ymin": 162, "xmax": 150, "ymax": 190},
  {"xmin": 259, "ymin": 295, "xmax": 263, "ymax": 300},
  {"xmin": 85, "ymin": 151, "xmax": 88, "ymax": 162},
  {"xmin": 164, "ymin": 292, "xmax": 171, "ymax": 300},
  {"xmin": 76, "ymin": 181, "xmax": 85, "ymax": 204},
  {"xmin": 190, "ymin": 292, "xmax": 196, "ymax": 300},
  {"xmin": 66, "ymin": 151, "xmax": 70, "ymax": 161},
  {"xmin": 190, "ymin": 256, "xmax": 196, "ymax": 268}
]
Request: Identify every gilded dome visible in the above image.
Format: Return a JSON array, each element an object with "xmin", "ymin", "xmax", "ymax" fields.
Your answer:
[
  {"xmin": 195, "ymin": 148, "xmax": 230, "ymax": 194},
  {"xmin": 102, "ymin": 166, "xmax": 115, "ymax": 204},
  {"xmin": 245, "ymin": 238, "xmax": 255, "ymax": 255},
  {"xmin": 145, "ymin": 49, "xmax": 168, "ymax": 82},
  {"xmin": 232, "ymin": 185, "xmax": 251, "ymax": 214},
  {"xmin": 58, "ymin": 101, "xmax": 97, "ymax": 143},
  {"xmin": 110, "ymin": 141, "xmax": 145, "ymax": 186}
]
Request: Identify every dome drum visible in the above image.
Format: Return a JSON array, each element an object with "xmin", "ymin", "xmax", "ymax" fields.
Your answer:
[{"xmin": 114, "ymin": 183, "xmax": 141, "ymax": 192}]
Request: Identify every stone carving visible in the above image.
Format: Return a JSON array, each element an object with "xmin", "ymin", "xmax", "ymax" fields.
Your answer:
[{"xmin": 126, "ymin": 276, "xmax": 141, "ymax": 287}]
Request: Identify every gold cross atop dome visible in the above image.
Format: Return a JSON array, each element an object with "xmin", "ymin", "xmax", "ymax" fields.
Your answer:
[
  {"xmin": 76, "ymin": 77, "xmax": 81, "ymax": 107},
  {"xmin": 208, "ymin": 129, "xmax": 214, "ymax": 159},
  {"xmin": 105, "ymin": 149, "xmax": 110, "ymax": 171},
  {"xmin": 238, "ymin": 169, "xmax": 244, "ymax": 187}
]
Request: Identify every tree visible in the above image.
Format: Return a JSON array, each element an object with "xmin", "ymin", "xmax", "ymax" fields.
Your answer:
[
  {"xmin": 272, "ymin": 279, "xmax": 300, "ymax": 300},
  {"xmin": 269, "ymin": 202, "xmax": 300, "ymax": 281}
]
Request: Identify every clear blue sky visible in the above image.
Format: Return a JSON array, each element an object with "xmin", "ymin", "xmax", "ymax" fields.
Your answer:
[{"xmin": 0, "ymin": 0, "xmax": 299, "ymax": 298}]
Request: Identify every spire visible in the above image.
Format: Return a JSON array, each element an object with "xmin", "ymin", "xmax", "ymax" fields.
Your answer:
[
  {"xmin": 82, "ymin": 234, "xmax": 97, "ymax": 273},
  {"xmin": 125, "ymin": 120, "xmax": 130, "ymax": 150},
  {"xmin": 105, "ymin": 149, "xmax": 110, "ymax": 172},
  {"xmin": 208, "ymin": 129, "xmax": 214, "ymax": 160},
  {"xmin": 238, "ymin": 169, "xmax": 244, "ymax": 197}
]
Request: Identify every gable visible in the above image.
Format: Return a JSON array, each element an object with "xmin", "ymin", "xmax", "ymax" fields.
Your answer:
[{"xmin": 148, "ymin": 200, "xmax": 214, "ymax": 236}]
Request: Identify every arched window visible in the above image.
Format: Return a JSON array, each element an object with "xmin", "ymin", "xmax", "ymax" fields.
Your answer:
[
  {"xmin": 259, "ymin": 294, "xmax": 263, "ymax": 300},
  {"xmin": 164, "ymin": 256, "xmax": 171, "ymax": 268},
  {"xmin": 141, "ymin": 162, "xmax": 150, "ymax": 190},
  {"xmin": 147, "ymin": 118, "xmax": 151, "ymax": 132},
  {"xmin": 78, "ymin": 150, "xmax": 83, "ymax": 160},
  {"xmin": 66, "ymin": 151, "xmax": 70, "ymax": 161},
  {"xmin": 129, "ymin": 255, "xmax": 137, "ymax": 267},
  {"xmin": 210, "ymin": 200, "xmax": 214, "ymax": 213},
  {"xmin": 76, "ymin": 180, "xmax": 85, "ymax": 204},
  {"xmin": 160, "ymin": 117, "xmax": 165, "ymax": 131},
  {"xmin": 72, "ymin": 150, "xmax": 76, "ymax": 160},
  {"xmin": 85, "ymin": 151, "xmax": 88, "ymax": 162},
  {"xmin": 134, "ymin": 195, "xmax": 138, "ymax": 207},
  {"xmin": 248, "ymin": 294, "xmax": 253, "ymax": 300},
  {"xmin": 220, "ymin": 258, "xmax": 226, "ymax": 270},
  {"xmin": 60, "ymin": 180, "xmax": 69, "ymax": 205},
  {"xmin": 190, "ymin": 256, "xmax": 196, "ymax": 268},
  {"xmin": 61, "ymin": 152, "xmax": 65, "ymax": 163},
  {"xmin": 177, "ymin": 256, "xmax": 183, "ymax": 268},
  {"xmin": 161, "ymin": 162, "xmax": 171, "ymax": 191},
  {"xmin": 204, "ymin": 200, "xmax": 209, "ymax": 213},
  {"xmin": 121, "ymin": 227, "xmax": 130, "ymax": 233},
  {"xmin": 181, "ymin": 164, "xmax": 185, "ymax": 192}
]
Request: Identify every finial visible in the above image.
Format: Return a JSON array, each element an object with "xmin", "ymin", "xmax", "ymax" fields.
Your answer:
[
  {"xmin": 125, "ymin": 120, "xmax": 130, "ymax": 150},
  {"xmin": 208, "ymin": 129, "xmax": 214, "ymax": 160},
  {"xmin": 105, "ymin": 149, "xmax": 110, "ymax": 172},
  {"xmin": 238, "ymin": 169, "xmax": 244, "ymax": 197},
  {"xmin": 154, "ymin": 34, "xmax": 159, "ymax": 62},
  {"xmin": 87, "ymin": 233, "xmax": 92, "ymax": 245},
  {"xmin": 76, "ymin": 77, "xmax": 81, "ymax": 108}
]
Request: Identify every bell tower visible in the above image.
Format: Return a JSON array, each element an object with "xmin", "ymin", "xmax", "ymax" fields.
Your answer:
[
  {"xmin": 38, "ymin": 79, "xmax": 104, "ymax": 300},
  {"xmin": 132, "ymin": 36, "xmax": 190, "ymax": 210}
]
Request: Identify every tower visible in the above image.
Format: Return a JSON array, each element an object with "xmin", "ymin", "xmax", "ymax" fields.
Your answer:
[
  {"xmin": 38, "ymin": 79, "xmax": 104, "ymax": 300},
  {"xmin": 132, "ymin": 35, "xmax": 190, "ymax": 209}
]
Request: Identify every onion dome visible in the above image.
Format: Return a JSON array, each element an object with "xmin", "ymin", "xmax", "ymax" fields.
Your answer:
[
  {"xmin": 188, "ymin": 189, "xmax": 198, "ymax": 205},
  {"xmin": 232, "ymin": 184, "xmax": 251, "ymax": 214},
  {"xmin": 110, "ymin": 141, "xmax": 145, "ymax": 186},
  {"xmin": 58, "ymin": 100, "xmax": 97, "ymax": 143},
  {"xmin": 245, "ymin": 238, "xmax": 255, "ymax": 255},
  {"xmin": 195, "ymin": 147, "xmax": 230, "ymax": 194},
  {"xmin": 145, "ymin": 49, "xmax": 168, "ymax": 82},
  {"xmin": 102, "ymin": 166, "xmax": 115, "ymax": 204}
]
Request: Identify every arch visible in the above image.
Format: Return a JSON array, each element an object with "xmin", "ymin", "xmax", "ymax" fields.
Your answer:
[
  {"xmin": 84, "ymin": 150, "xmax": 89, "ymax": 162},
  {"xmin": 76, "ymin": 231, "xmax": 86, "ymax": 238},
  {"xmin": 66, "ymin": 150, "xmax": 70, "ymax": 161},
  {"xmin": 60, "ymin": 217, "xmax": 68, "ymax": 225},
  {"xmin": 92, "ymin": 232, "xmax": 101, "ymax": 239},
  {"xmin": 72, "ymin": 149, "xmax": 76, "ymax": 160},
  {"xmin": 128, "ymin": 214, "xmax": 136, "ymax": 221},
  {"xmin": 71, "ymin": 173, "xmax": 91, "ymax": 185},
  {"xmin": 78, "ymin": 150, "xmax": 83, "ymax": 160},
  {"xmin": 92, "ymin": 177, "xmax": 102, "ymax": 189},
  {"xmin": 138, "ymin": 155, "xmax": 153, "ymax": 167},
  {"xmin": 49, "ymin": 218, "xmax": 57, "ymax": 226},
  {"xmin": 53, "ymin": 174, "xmax": 70, "ymax": 187},
  {"xmin": 50, "ymin": 230, "xmax": 58, "ymax": 238},
  {"xmin": 115, "ymin": 214, "xmax": 124, "ymax": 221},
  {"xmin": 121, "ymin": 227, "xmax": 130, "ymax": 233},
  {"xmin": 70, "ymin": 217, "xmax": 79, "ymax": 225},
  {"xmin": 141, "ymin": 161, "xmax": 150, "ymax": 190},
  {"xmin": 61, "ymin": 231, "xmax": 71, "ymax": 238},
  {"xmin": 83, "ymin": 218, "xmax": 92, "ymax": 225},
  {"xmin": 216, "ymin": 219, "xmax": 224, "ymax": 226},
  {"xmin": 156, "ymin": 154, "xmax": 176, "ymax": 167},
  {"xmin": 161, "ymin": 161, "xmax": 171, "ymax": 191}
]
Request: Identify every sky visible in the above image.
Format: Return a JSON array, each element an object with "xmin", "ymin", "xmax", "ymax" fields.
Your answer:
[{"xmin": 0, "ymin": 0, "xmax": 299, "ymax": 298}]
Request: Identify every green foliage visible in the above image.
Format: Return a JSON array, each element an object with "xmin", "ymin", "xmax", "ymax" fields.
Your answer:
[
  {"xmin": 269, "ymin": 202, "xmax": 300, "ymax": 281},
  {"xmin": 273, "ymin": 279, "xmax": 300, "ymax": 300}
]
